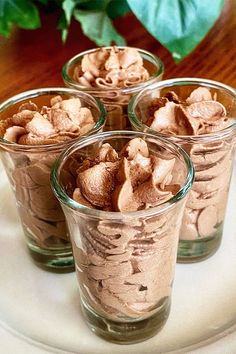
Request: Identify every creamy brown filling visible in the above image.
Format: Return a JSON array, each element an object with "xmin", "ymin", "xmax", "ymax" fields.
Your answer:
[
  {"xmin": 73, "ymin": 138, "xmax": 178, "ymax": 211},
  {"xmin": 73, "ymin": 46, "xmax": 149, "ymax": 89},
  {"xmin": 70, "ymin": 138, "xmax": 182, "ymax": 320},
  {"xmin": 0, "ymin": 96, "xmax": 95, "ymax": 247},
  {"xmin": 72, "ymin": 46, "xmax": 150, "ymax": 130},
  {"xmin": 146, "ymin": 87, "xmax": 233, "ymax": 241},
  {"xmin": 1, "ymin": 96, "xmax": 95, "ymax": 145}
]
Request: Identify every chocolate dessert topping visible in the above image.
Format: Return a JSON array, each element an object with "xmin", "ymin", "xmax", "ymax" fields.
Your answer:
[
  {"xmin": 1, "ymin": 95, "xmax": 95, "ymax": 145},
  {"xmin": 70, "ymin": 138, "xmax": 182, "ymax": 319},
  {"xmin": 146, "ymin": 87, "xmax": 233, "ymax": 241},
  {"xmin": 73, "ymin": 46, "xmax": 150, "ymax": 89}
]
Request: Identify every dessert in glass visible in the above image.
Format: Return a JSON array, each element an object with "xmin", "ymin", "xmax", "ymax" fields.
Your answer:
[
  {"xmin": 128, "ymin": 78, "xmax": 236, "ymax": 262},
  {"xmin": 62, "ymin": 46, "xmax": 164, "ymax": 131},
  {"xmin": 51, "ymin": 130, "xmax": 193, "ymax": 343},
  {"xmin": 0, "ymin": 88, "xmax": 105, "ymax": 272}
]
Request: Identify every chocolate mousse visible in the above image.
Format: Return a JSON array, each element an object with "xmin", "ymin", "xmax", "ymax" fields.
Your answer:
[
  {"xmin": 1, "ymin": 95, "xmax": 95, "ymax": 145},
  {"xmin": 73, "ymin": 46, "xmax": 149, "ymax": 89},
  {"xmin": 146, "ymin": 87, "xmax": 233, "ymax": 242},
  {"xmin": 69, "ymin": 138, "xmax": 183, "ymax": 320},
  {"xmin": 72, "ymin": 46, "xmax": 150, "ymax": 130},
  {"xmin": 0, "ymin": 96, "xmax": 95, "ymax": 248}
]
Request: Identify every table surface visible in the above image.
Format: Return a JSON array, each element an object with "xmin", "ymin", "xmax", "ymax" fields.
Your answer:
[{"xmin": 0, "ymin": 0, "xmax": 236, "ymax": 103}]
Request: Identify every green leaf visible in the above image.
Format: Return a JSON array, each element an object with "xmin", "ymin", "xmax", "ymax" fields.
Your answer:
[
  {"xmin": 107, "ymin": 0, "xmax": 130, "ymax": 19},
  {"xmin": 35, "ymin": 0, "xmax": 48, "ymax": 4},
  {"xmin": 59, "ymin": 0, "xmax": 77, "ymax": 42},
  {"xmin": 62, "ymin": 0, "xmax": 75, "ymax": 24},
  {"xmin": 74, "ymin": 9, "xmax": 126, "ymax": 46},
  {"xmin": 75, "ymin": 0, "xmax": 111, "ymax": 11},
  {"xmin": 127, "ymin": 0, "xmax": 224, "ymax": 62},
  {"xmin": 0, "ymin": 0, "xmax": 41, "ymax": 36},
  {"xmin": 58, "ymin": 13, "xmax": 68, "ymax": 43}
]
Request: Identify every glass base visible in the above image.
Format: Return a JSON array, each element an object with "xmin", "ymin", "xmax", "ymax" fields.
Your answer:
[
  {"xmin": 81, "ymin": 297, "xmax": 171, "ymax": 344},
  {"xmin": 177, "ymin": 224, "xmax": 223, "ymax": 263},
  {"xmin": 27, "ymin": 243, "xmax": 74, "ymax": 273}
]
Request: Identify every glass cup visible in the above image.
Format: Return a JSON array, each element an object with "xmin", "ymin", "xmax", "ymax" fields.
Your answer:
[
  {"xmin": 0, "ymin": 87, "xmax": 106, "ymax": 272},
  {"xmin": 62, "ymin": 47, "xmax": 164, "ymax": 131},
  {"xmin": 51, "ymin": 130, "xmax": 193, "ymax": 343},
  {"xmin": 128, "ymin": 78, "xmax": 236, "ymax": 263}
]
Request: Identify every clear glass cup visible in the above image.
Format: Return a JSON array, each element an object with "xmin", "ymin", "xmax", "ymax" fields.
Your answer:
[
  {"xmin": 51, "ymin": 130, "xmax": 193, "ymax": 343},
  {"xmin": 0, "ymin": 87, "xmax": 106, "ymax": 272},
  {"xmin": 62, "ymin": 47, "xmax": 164, "ymax": 131},
  {"xmin": 128, "ymin": 78, "xmax": 236, "ymax": 263}
]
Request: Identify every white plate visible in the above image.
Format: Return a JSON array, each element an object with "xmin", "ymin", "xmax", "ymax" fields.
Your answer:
[{"xmin": 0, "ymin": 161, "xmax": 236, "ymax": 354}]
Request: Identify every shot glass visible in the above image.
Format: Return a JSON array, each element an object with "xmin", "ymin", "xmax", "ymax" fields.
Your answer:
[
  {"xmin": 0, "ymin": 88, "xmax": 105, "ymax": 272},
  {"xmin": 51, "ymin": 130, "xmax": 193, "ymax": 343},
  {"xmin": 128, "ymin": 78, "xmax": 236, "ymax": 262},
  {"xmin": 62, "ymin": 47, "xmax": 164, "ymax": 131}
]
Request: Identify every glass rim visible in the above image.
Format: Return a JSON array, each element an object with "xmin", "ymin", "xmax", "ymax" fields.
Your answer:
[
  {"xmin": 0, "ymin": 87, "xmax": 106, "ymax": 152},
  {"xmin": 62, "ymin": 46, "xmax": 164, "ymax": 95},
  {"xmin": 51, "ymin": 130, "xmax": 194, "ymax": 220},
  {"xmin": 128, "ymin": 77, "xmax": 236, "ymax": 143}
]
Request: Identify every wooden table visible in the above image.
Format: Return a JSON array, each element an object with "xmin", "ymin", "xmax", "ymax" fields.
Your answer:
[{"xmin": 0, "ymin": 0, "xmax": 235, "ymax": 102}]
